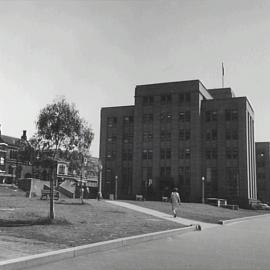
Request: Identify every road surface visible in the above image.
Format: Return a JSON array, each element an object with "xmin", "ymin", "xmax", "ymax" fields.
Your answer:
[{"xmin": 27, "ymin": 214, "xmax": 270, "ymax": 270}]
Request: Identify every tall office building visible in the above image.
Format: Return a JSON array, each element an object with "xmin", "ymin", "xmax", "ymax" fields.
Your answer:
[
  {"xmin": 256, "ymin": 142, "xmax": 270, "ymax": 203},
  {"xmin": 100, "ymin": 80, "xmax": 257, "ymax": 207}
]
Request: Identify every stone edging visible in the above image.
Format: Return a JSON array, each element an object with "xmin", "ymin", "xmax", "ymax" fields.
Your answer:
[
  {"xmin": 218, "ymin": 213, "xmax": 270, "ymax": 225},
  {"xmin": 0, "ymin": 225, "xmax": 198, "ymax": 270}
]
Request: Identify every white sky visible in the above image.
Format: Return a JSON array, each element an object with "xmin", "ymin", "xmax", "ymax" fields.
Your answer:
[{"xmin": 0, "ymin": 0, "xmax": 270, "ymax": 157}]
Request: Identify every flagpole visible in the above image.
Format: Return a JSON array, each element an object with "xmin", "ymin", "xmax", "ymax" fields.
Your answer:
[{"xmin": 222, "ymin": 62, "xmax": 224, "ymax": 88}]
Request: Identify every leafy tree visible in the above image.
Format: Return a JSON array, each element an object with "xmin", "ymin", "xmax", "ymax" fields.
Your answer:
[{"xmin": 33, "ymin": 97, "xmax": 94, "ymax": 219}]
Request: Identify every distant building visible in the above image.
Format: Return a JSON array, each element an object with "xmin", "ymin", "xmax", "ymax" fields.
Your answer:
[
  {"xmin": 32, "ymin": 155, "xmax": 99, "ymax": 198},
  {"xmin": 0, "ymin": 130, "xmax": 32, "ymax": 184},
  {"xmin": 100, "ymin": 80, "xmax": 257, "ymax": 208},
  {"xmin": 256, "ymin": 142, "xmax": 270, "ymax": 203}
]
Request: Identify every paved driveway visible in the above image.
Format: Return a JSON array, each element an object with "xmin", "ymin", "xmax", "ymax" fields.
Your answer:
[{"xmin": 27, "ymin": 214, "xmax": 270, "ymax": 270}]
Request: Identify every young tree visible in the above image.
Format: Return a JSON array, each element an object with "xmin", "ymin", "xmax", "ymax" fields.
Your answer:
[{"xmin": 33, "ymin": 97, "xmax": 94, "ymax": 219}]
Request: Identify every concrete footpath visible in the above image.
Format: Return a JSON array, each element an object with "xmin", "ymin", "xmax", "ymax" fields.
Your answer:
[{"xmin": 106, "ymin": 200, "xmax": 218, "ymax": 229}]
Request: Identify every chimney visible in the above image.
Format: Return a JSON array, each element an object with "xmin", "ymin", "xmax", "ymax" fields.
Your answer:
[{"xmin": 21, "ymin": 130, "xmax": 27, "ymax": 140}]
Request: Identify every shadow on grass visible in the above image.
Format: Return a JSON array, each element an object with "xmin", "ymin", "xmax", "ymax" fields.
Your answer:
[
  {"xmin": 0, "ymin": 217, "xmax": 71, "ymax": 227},
  {"xmin": 55, "ymin": 200, "xmax": 87, "ymax": 206}
]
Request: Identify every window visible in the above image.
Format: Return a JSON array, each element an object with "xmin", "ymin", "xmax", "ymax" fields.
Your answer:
[
  {"xmin": 179, "ymin": 130, "xmax": 190, "ymax": 141},
  {"xmin": 123, "ymin": 116, "xmax": 133, "ymax": 124},
  {"xmin": 226, "ymin": 109, "xmax": 238, "ymax": 121},
  {"xmin": 225, "ymin": 167, "xmax": 238, "ymax": 188},
  {"xmin": 0, "ymin": 157, "xmax": 4, "ymax": 165},
  {"xmin": 212, "ymin": 129, "xmax": 217, "ymax": 140},
  {"xmin": 107, "ymin": 136, "xmax": 116, "ymax": 143},
  {"xmin": 160, "ymin": 148, "xmax": 171, "ymax": 159},
  {"xmin": 167, "ymin": 113, "xmax": 172, "ymax": 121},
  {"xmin": 185, "ymin": 148, "xmax": 191, "ymax": 159},
  {"xmin": 143, "ymin": 132, "xmax": 153, "ymax": 142},
  {"xmin": 232, "ymin": 149, "xmax": 238, "ymax": 159},
  {"xmin": 143, "ymin": 114, "xmax": 153, "ymax": 123},
  {"xmin": 212, "ymin": 111, "xmax": 217, "ymax": 121},
  {"xmin": 179, "ymin": 92, "xmax": 191, "ymax": 104},
  {"xmin": 225, "ymin": 130, "xmax": 231, "ymax": 140},
  {"xmin": 106, "ymin": 168, "xmax": 113, "ymax": 183},
  {"xmin": 226, "ymin": 148, "xmax": 238, "ymax": 159},
  {"xmin": 185, "ymin": 93, "xmax": 191, "ymax": 103},
  {"xmin": 206, "ymin": 130, "xmax": 211, "ymax": 141},
  {"xmin": 143, "ymin": 96, "xmax": 154, "ymax": 105},
  {"xmin": 179, "ymin": 112, "xmax": 185, "ymax": 122},
  {"xmin": 58, "ymin": 164, "xmax": 66, "ymax": 175},
  {"xmin": 178, "ymin": 166, "xmax": 190, "ymax": 185},
  {"xmin": 160, "ymin": 112, "xmax": 165, "ymax": 121},
  {"xmin": 160, "ymin": 166, "xmax": 171, "ymax": 176},
  {"xmin": 232, "ymin": 110, "xmax": 238, "ymax": 120},
  {"xmin": 179, "ymin": 111, "xmax": 190, "ymax": 122},
  {"xmin": 206, "ymin": 111, "xmax": 211, "ymax": 122},
  {"xmin": 226, "ymin": 149, "xmax": 232, "ymax": 159},
  {"xmin": 8, "ymin": 166, "xmax": 13, "ymax": 174},
  {"xmin": 232, "ymin": 130, "xmax": 238, "ymax": 140},
  {"xmin": 178, "ymin": 167, "xmax": 184, "ymax": 184},
  {"xmin": 160, "ymin": 95, "xmax": 171, "ymax": 105},
  {"xmin": 10, "ymin": 150, "xmax": 18, "ymax": 160},
  {"xmin": 122, "ymin": 150, "xmax": 133, "ymax": 161},
  {"xmin": 160, "ymin": 131, "xmax": 171, "ymax": 142},
  {"xmin": 123, "ymin": 134, "xmax": 133, "ymax": 144},
  {"xmin": 179, "ymin": 93, "xmax": 184, "ymax": 104},
  {"xmin": 206, "ymin": 129, "xmax": 217, "ymax": 140},
  {"xmin": 185, "ymin": 111, "xmax": 191, "ymax": 122},
  {"xmin": 206, "ymin": 111, "xmax": 217, "ymax": 121},
  {"xmin": 179, "ymin": 129, "xmax": 184, "ymax": 141},
  {"xmin": 106, "ymin": 151, "xmax": 116, "ymax": 159},
  {"xmin": 206, "ymin": 149, "xmax": 217, "ymax": 159},
  {"xmin": 179, "ymin": 148, "xmax": 191, "ymax": 159},
  {"xmin": 185, "ymin": 130, "xmax": 191, "ymax": 140},
  {"xmin": 107, "ymin": 117, "xmax": 117, "ymax": 127},
  {"xmin": 142, "ymin": 149, "xmax": 153, "ymax": 160},
  {"xmin": 160, "ymin": 112, "xmax": 172, "ymax": 121}
]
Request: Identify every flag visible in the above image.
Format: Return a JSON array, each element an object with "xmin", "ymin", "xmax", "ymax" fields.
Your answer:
[{"xmin": 222, "ymin": 62, "xmax": 224, "ymax": 76}]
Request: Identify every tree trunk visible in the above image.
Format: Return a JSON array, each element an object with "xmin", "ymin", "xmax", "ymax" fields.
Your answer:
[{"xmin": 49, "ymin": 163, "xmax": 55, "ymax": 220}]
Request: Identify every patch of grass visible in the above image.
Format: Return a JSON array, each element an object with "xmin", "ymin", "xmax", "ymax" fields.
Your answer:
[
  {"xmin": 0, "ymin": 186, "xmax": 183, "ymax": 248},
  {"xmin": 124, "ymin": 200, "xmax": 269, "ymax": 223}
]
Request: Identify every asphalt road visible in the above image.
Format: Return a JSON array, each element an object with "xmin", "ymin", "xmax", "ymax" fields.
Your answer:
[{"xmin": 27, "ymin": 214, "xmax": 270, "ymax": 270}]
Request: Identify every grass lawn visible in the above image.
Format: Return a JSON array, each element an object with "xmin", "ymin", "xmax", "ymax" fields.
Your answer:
[
  {"xmin": 0, "ymin": 186, "xmax": 183, "ymax": 249},
  {"xmin": 124, "ymin": 200, "xmax": 269, "ymax": 223},
  {"xmin": 1, "ymin": 185, "xmax": 269, "ymax": 252}
]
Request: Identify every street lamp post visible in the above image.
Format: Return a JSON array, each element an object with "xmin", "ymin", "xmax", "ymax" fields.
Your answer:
[
  {"xmin": 115, "ymin": 175, "xmax": 118, "ymax": 200},
  {"xmin": 80, "ymin": 155, "xmax": 87, "ymax": 204},
  {"xmin": 202, "ymin": 176, "xmax": 205, "ymax": 204},
  {"xmin": 98, "ymin": 160, "xmax": 103, "ymax": 200}
]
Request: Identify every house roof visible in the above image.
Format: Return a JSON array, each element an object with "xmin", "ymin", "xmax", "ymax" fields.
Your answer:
[{"xmin": 1, "ymin": 135, "xmax": 20, "ymax": 146}]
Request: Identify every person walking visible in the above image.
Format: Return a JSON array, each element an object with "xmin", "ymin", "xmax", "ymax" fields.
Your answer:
[{"xmin": 170, "ymin": 187, "xmax": 181, "ymax": 218}]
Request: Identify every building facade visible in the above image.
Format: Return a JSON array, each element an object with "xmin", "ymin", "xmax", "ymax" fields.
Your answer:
[
  {"xmin": 256, "ymin": 142, "xmax": 270, "ymax": 203},
  {"xmin": 0, "ymin": 131, "xmax": 32, "ymax": 184},
  {"xmin": 100, "ymin": 80, "xmax": 257, "ymax": 207}
]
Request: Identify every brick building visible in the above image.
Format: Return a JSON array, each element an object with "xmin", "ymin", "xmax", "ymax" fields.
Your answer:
[
  {"xmin": 0, "ymin": 130, "xmax": 32, "ymax": 184},
  {"xmin": 100, "ymin": 80, "xmax": 257, "ymax": 207},
  {"xmin": 256, "ymin": 142, "xmax": 270, "ymax": 203}
]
